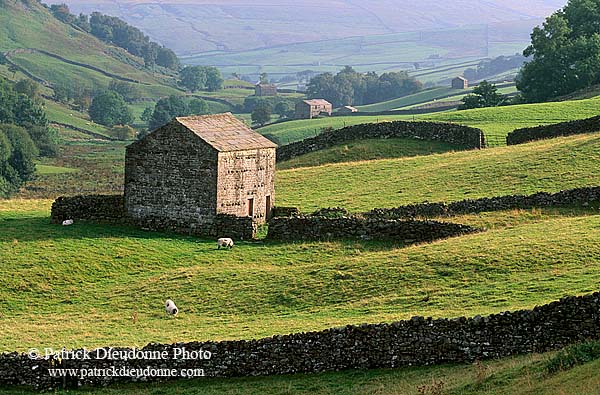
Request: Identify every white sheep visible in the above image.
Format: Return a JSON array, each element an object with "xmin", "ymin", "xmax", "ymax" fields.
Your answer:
[
  {"xmin": 62, "ymin": 219, "xmax": 74, "ymax": 226},
  {"xmin": 217, "ymin": 237, "xmax": 234, "ymax": 249},
  {"xmin": 165, "ymin": 299, "xmax": 178, "ymax": 316}
]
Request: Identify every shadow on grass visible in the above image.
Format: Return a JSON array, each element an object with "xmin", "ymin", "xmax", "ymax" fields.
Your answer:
[{"xmin": 0, "ymin": 216, "xmax": 408, "ymax": 252}]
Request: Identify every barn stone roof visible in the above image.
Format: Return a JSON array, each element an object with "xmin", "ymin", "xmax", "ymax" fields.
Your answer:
[
  {"xmin": 175, "ymin": 113, "xmax": 277, "ymax": 152},
  {"xmin": 302, "ymin": 99, "xmax": 332, "ymax": 106},
  {"xmin": 453, "ymin": 76, "xmax": 468, "ymax": 81}
]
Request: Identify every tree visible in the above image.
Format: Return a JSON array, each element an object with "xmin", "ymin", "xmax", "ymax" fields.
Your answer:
[
  {"xmin": 251, "ymin": 105, "xmax": 272, "ymax": 127},
  {"xmin": 111, "ymin": 125, "xmax": 137, "ymax": 140},
  {"xmin": 108, "ymin": 80, "xmax": 140, "ymax": 103},
  {"xmin": 75, "ymin": 13, "xmax": 91, "ymax": 32},
  {"xmin": 273, "ymin": 102, "xmax": 289, "ymax": 118},
  {"xmin": 14, "ymin": 79, "xmax": 41, "ymax": 102},
  {"xmin": 460, "ymin": 80, "xmax": 503, "ymax": 110},
  {"xmin": 259, "ymin": 73, "xmax": 269, "ymax": 84},
  {"xmin": 0, "ymin": 124, "xmax": 38, "ymax": 185},
  {"xmin": 156, "ymin": 47, "xmax": 180, "ymax": 70},
  {"xmin": 179, "ymin": 66, "xmax": 207, "ymax": 92},
  {"xmin": 188, "ymin": 98, "xmax": 209, "ymax": 115},
  {"xmin": 50, "ymin": 3, "xmax": 75, "ymax": 24},
  {"xmin": 149, "ymin": 95, "xmax": 189, "ymax": 130},
  {"xmin": 52, "ymin": 84, "xmax": 69, "ymax": 104},
  {"xmin": 26, "ymin": 124, "xmax": 59, "ymax": 157},
  {"xmin": 517, "ymin": 1, "xmax": 600, "ymax": 102},
  {"xmin": 205, "ymin": 67, "xmax": 224, "ymax": 92},
  {"xmin": 140, "ymin": 106, "xmax": 154, "ymax": 123},
  {"xmin": 307, "ymin": 67, "xmax": 422, "ymax": 107},
  {"xmin": 0, "ymin": 78, "xmax": 56, "ymax": 157},
  {"xmin": 88, "ymin": 91, "xmax": 133, "ymax": 127}
]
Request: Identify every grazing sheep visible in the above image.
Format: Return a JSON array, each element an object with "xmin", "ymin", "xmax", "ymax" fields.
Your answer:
[
  {"xmin": 62, "ymin": 219, "xmax": 74, "ymax": 226},
  {"xmin": 165, "ymin": 299, "xmax": 178, "ymax": 316},
  {"xmin": 217, "ymin": 237, "xmax": 234, "ymax": 249}
]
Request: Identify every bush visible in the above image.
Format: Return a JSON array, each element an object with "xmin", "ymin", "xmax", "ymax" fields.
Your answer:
[
  {"xmin": 89, "ymin": 91, "xmax": 133, "ymax": 127},
  {"xmin": 0, "ymin": 124, "xmax": 38, "ymax": 197},
  {"xmin": 110, "ymin": 125, "xmax": 137, "ymax": 141},
  {"xmin": 546, "ymin": 340, "xmax": 600, "ymax": 374}
]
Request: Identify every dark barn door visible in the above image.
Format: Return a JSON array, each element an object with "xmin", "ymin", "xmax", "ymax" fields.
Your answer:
[
  {"xmin": 266, "ymin": 195, "xmax": 271, "ymax": 220},
  {"xmin": 248, "ymin": 198, "xmax": 254, "ymax": 217}
]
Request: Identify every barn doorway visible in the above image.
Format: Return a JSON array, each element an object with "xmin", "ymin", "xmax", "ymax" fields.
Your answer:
[
  {"xmin": 248, "ymin": 198, "xmax": 254, "ymax": 217},
  {"xmin": 266, "ymin": 195, "xmax": 271, "ymax": 220}
]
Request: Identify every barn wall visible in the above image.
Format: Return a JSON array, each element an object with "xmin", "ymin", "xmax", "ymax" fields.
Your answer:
[
  {"xmin": 124, "ymin": 122, "xmax": 219, "ymax": 234},
  {"xmin": 216, "ymin": 148, "xmax": 276, "ymax": 224}
]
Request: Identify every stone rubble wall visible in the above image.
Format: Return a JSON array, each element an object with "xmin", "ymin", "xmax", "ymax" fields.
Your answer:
[
  {"xmin": 1, "ymin": 293, "xmax": 599, "ymax": 390},
  {"xmin": 50, "ymin": 195, "xmax": 256, "ymax": 239},
  {"xmin": 266, "ymin": 216, "xmax": 479, "ymax": 242},
  {"xmin": 507, "ymin": 115, "xmax": 600, "ymax": 145},
  {"xmin": 50, "ymin": 195, "xmax": 126, "ymax": 224},
  {"xmin": 276, "ymin": 120, "xmax": 485, "ymax": 162},
  {"xmin": 366, "ymin": 186, "xmax": 600, "ymax": 219}
]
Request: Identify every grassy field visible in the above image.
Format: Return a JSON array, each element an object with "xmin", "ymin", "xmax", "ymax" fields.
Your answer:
[
  {"xmin": 277, "ymin": 133, "xmax": 600, "ymax": 211},
  {"xmin": 2, "ymin": 199, "xmax": 600, "ymax": 353},
  {"xmin": 356, "ymin": 87, "xmax": 461, "ymax": 112},
  {"xmin": 277, "ymin": 138, "xmax": 466, "ymax": 169},
  {"xmin": 259, "ymin": 96, "xmax": 600, "ymax": 146},
  {"xmin": 44, "ymin": 101, "xmax": 111, "ymax": 138},
  {"xmin": 2, "ymin": 350, "xmax": 600, "ymax": 394},
  {"xmin": 3, "ymin": 132, "xmax": 600, "ymax": 351},
  {"xmin": 3, "ymin": 104, "xmax": 600, "ymax": 393}
]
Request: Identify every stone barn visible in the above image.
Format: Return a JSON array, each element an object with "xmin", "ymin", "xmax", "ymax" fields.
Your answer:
[
  {"xmin": 295, "ymin": 99, "xmax": 333, "ymax": 119},
  {"xmin": 124, "ymin": 113, "xmax": 277, "ymax": 236},
  {"xmin": 255, "ymin": 83, "xmax": 278, "ymax": 96},
  {"xmin": 452, "ymin": 76, "xmax": 468, "ymax": 89}
]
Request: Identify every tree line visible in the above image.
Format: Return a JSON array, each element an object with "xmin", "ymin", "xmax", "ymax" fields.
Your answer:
[
  {"xmin": 0, "ymin": 78, "xmax": 59, "ymax": 198},
  {"xmin": 464, "ymin": 54, "xmax": 526, "ymax": 82},
  {"xmin": 46, "ymin": 3, "xmax": 179, "ymax": 70},
  {"xmin": 307, "ymin": 66, "xmax": 423, "ymax": 107}
]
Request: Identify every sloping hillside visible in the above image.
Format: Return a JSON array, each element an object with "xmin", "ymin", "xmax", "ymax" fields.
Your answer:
[{"xmin": 0, "ymin": 0, "xmax": 179, "ymax": 97}]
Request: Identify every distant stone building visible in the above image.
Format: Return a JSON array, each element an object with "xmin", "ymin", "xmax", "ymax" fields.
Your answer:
[
  {"xmin": 125, "ymin": 113, "xmax": 277, "ymax": 236},
  {"xmin": 452, "ymin": 76, "xmax": 468, "ymax": 89},
  {"xmin": 295, "ymin": 99, "xmax": 333, "ymax": 119},
  {"xmin": 338, "ymin": 105, "xmax": 358, "ymax": 114},
  {"xmin": 255, "ymin": 83, "xmax": 278, "ymax": 96}
]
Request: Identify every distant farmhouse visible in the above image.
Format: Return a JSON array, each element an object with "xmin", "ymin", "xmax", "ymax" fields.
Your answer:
[
  {"xmin": 255, "ymin": 83, "xmax": 278, "ymax": 97},
  {"xmin": 125, "ymin": 113, "xmax": 277, "ymax": 235},
  {"xmin": 295, "ymin": 99, "xmax": 333, "ymax": 119},
  {"xmin": 338, "ymin": 105, "xmax": 358, "ymax": 114},
  {"xmin": 452, "ymin": 76, "xmax": 469, "ymax": 89}
]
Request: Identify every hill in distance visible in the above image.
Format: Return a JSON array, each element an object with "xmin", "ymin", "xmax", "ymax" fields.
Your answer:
[{"xmin": 64, "ymin": 0, "xmax": 567, "ymax": 55}]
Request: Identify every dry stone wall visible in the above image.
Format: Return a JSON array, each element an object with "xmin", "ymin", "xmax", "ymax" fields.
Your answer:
[
  {"xmin": 1, "ymin": 293, "xmax": 599, "ymax": 390},
  {"xmin": 507, "ymin": 115, "xmax": 600, "ymax": 145},
  {"xmin": 50, "ymin": 195, "xmax": 126, "ymax": 224},
  {"xmin": 276, "ymin": 120, "xmax": 485, "ymax": 162},
  {"xmin": 366, "ymin": 186, "xmax": 600, "ymax": 219},
  {"xmin": 50, "ymin": 195, "xmax": 256, "ymax": 239},
  {"xmin": 267, "ymin": 216, "xmax": 479, "ymax": 242}
]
